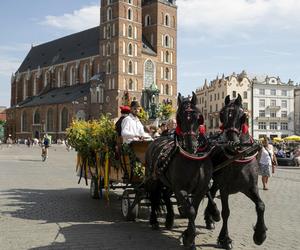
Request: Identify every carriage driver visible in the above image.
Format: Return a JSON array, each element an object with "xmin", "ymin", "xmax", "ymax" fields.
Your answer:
[{"xmin": 121, "ymin": 101, "xmax": 151, "ymax": 143}]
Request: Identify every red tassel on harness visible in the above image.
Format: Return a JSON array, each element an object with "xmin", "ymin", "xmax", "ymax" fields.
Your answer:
[
  {"xmin": 219, "ymin": 124, "xmax": 224, "ymax": 132},
  {"xmin": 199, "ymin": 125, "xmax": 206, "ymax": 135},
  {"xmin": 175, "ymin": 126, "xmax": 182, "ymax": 135},
  {"xmin": 241, "ymin": 124, "xmax": 248, "ymax": 134}
]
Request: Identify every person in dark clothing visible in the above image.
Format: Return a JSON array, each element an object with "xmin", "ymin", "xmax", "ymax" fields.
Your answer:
[{"xmin": 115, "ymin": 105, "xmax": 131, "ymax": 136}]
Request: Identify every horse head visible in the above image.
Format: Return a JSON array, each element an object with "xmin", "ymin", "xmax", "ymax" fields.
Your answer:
[
  {"xmin": 176, "ymin": 92, "xmax": 204, "ymax": 153},
  {"xmin": 219, "ymin": 94, "xmax": 247, "ymax": 143}
]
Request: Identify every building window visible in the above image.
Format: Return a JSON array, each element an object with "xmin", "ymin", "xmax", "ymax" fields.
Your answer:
[
  {"xmin": 83, "ymin": 63, "xmax": 89, "ymax": 83},
  {"xmin": 34, "ymin": 110, "xmax": 40, "ymax": 124},
  {"xmin": 270, "ymin": 99, "xmax": 276, "ymax": 107},
  {"xmin": 259, "ymin": 89, "xmax": 265, "ymax": 95},
  {"xmin": 270, "ymin": 122, "xmax": 277, "ymax": 130},
  {"xmin": 128, "ymin": 0, "xmax": 132, "ymax": 4},
  {"xmin": 281, "ymin": 111, "xmax": 287, "ymax": 118},
  {"xmin": 281, "ymin": 90, "xmax": 287, "ymax": 96},
  {"xmin": 107, "ymin": 25, "xmax": 111, "ymax": 38},
  {"xmin": 144, "ymin": 59, "xmax": 155, "ymax": 89},
  {"xmin": 259, "ymin": 110, "xmax": 265, "ymax": 117},
  {"xmin": 145, "ymin": 15, "xmax": 151, "ymax": 26},
  {"xmin": 165, "ymin": 35, "xmax": 169, "ymax": 47},
  {"xmin": 243, "ymin": 102, "xmax": 248, "ymax": 110},
  {"xmin": 281, "ymin": 100, "xmax": 287, "ymax": 108},
  {"xmin": 61, "ymin": 108, "xmax": 69, "ymax": 131},
  {"xmin": 107, "ymin": 0, "xmax": 112, "ymax": 5},
  {"xmin": 165, "ymin": 67, "xmax": 169, "ymax": 80},
  {"xmin": 57, "ymin": 70, "xmax": 62, "ymax": 87},
  {"xmin": 165, "ymin": 14, "xmax": 170, "ymax": 26},
  {"xmin": 107, "ymin": 7, "xmax": 112, "ymax": 21},
  {"xmin": 69, "ymin": 66, "xmax": 75, "ymax": 85},
  {"xmin": 258, "ymin": 122, "xmax": 266, "ymax": 130},
  {"xmin": 33, "ymin": 76, "xmax": 37, "ymax": 95},
  {"xmin": 165, "ymin": 84, "xmax": 169, "ymax": 95},
  {"xmin": 46, "ymin": 108, "xmax": 54, "ymax": 132},
  {"xmin": 128, "ymin": 60, "xmax": 133, "ymax": 74},
  {"xmin": 127, "ymin": 8, "xmax": 132, "ymax": 20},
  {"xmin": 23, "ymin": 78, "xmax": 27, "ymax": 100},
  {"xmin": 128, "ymin": 25, "xmax": 133, "ymax": 38},
  {"xmin": 270, "ymin": 111, "xmax": 276, "ymax": 118},
  {"xmin": 128, "ymin": 43, "xmax": 133, "ymax": 56},
  {"xmin": 281, "ymin": 122, "xmax": 288, "ymax": 130},
  {"xmin": 165, "ymin": 51, "xmax": 169, "ymax": 63},
  {"xmin": 270, "ymin": 89, "xmax": 276, "ymax": 95},
  {"xmin": 21, "ymin": 111, "xmax": 28, "ymax": 132},
  {"xmin": 44, "ymin": 72, "xmax": 48, "ymax": 87},
  {"xmin": 243, "ymin": 91, "xmax": 247, "ymax": 99},
  {"xmin": 106, "ymin": 60, "xmax": 111, "ymax": 74},
  {"xmin": 128, "ymin": 79, "xmax": 134, "ymax": 90},
  {"xmin": 106, "ymin": 43, "xmax": 111, "ymax": 56},
  {"xmin": 259, "ymin": 99, "xmax": 265, "ymax": 107}
]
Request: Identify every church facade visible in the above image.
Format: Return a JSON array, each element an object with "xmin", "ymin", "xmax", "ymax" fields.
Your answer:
[{"xmin": 6, "ymin": 0, "xmax": 177, "ymax": 140}]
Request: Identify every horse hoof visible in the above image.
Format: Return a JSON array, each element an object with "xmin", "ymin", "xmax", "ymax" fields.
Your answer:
[
  {"xmin": 253, "ymin": 231, "xmax": 266, "ymax": 245},
  {"xmin": 218, "ymin": 239, "xmax": 233, "ymax": 250},
  {"xmin": 205, "ymin": 222, "xmax": 215, "ymax": 230},
  {"xmin": 151, "ymin": 222, "xmax": 159, "ymax": 230}
]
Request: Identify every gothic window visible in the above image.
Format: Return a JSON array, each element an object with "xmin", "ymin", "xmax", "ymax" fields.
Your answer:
[
  {"xmin": 128, "ymin": 43, "xmax": 133, "ymax": 56},
  {"xmin": 34, "ymin": 109, "xmax": 40, "ymax": 124},
  {"xmin": 128, "ymin": 25, "xmax": 133, "ymax": 38},
  {"xmin": 21, "ymin": 111, "xmax": 28, "ymax": 132},
  {"xmin": 165, "ymin": 84, "xmax": 169, "ymax": 95},
  {"xmin": 33, "ymin": 76, "xmax": 37, "ymax": 95},
  {"xmin": 129, "ymin": 79, "xmax": 134, "ymax": 90},
  {"xmin": 107, "ymin": 25, "xmax": 111, "ymax": 38},
  {"xmin": 128, "ymin": 0, "xmax": 132, "ymax": 4},
  {"xmin": 106, "ymin": 60, "xmax": 111, "ymax": 74},
  {"xmin": 61, "ymin": 107, "xmax": 69, "ymax": 131},
  {"xmin": 144, "ymin": 59, "xmax": 154, "ymax": 89},
  {"xmin": 165, "ymin": 14, "xmax": 170, "ymax": 26},
  {"xmin": 83, "ymin": 63, "xmax": 89, "ymax": 83},
  {"xmin": 165, "ymin": 67, "xmax": 170, "ymax": 80},
  {"xmin": 107, "ymin": 7, "xmax": 112, "ymax": 21},
  {"xmin": 69, "ymin": 66, "xmax": 75, "ymax": 85},
  {"xmin": 165, "ymin": 51, "xmax": 169, "ymax": 63},
  {"xmin": 46, "ymin": 108, "xmax": 54, "ymax": 132},
  {"xmin": 57, "ymin": 70, "xmax": 62, "ymax": 87},
  {"xmin": 128, "ymin": 8, "xmax": 132, "ymax": 20},
  {"xmin": 44, "ymin": 72, "xmax": 48, "ymax": 87},
  {"xmin": 165, "ymin": 35, "xmax": 170, "ymax": 47},
  {"xmin": 107, "ymin": 0, "xmax": 112, "ymax": 4},
  {"xmin": 145, "ymin": 15, "xmax": 151, "ymax": 26},
  {"xmin": 128, "ymin": 60, "xmax": 133, "ymax": 74},
  {"xmin": 106, "ymin": 43, "xmax": 111, "ymax": 56},
  {"xmin": 23, "ymin": 78, "xmax": 27, "ymax": 100}
]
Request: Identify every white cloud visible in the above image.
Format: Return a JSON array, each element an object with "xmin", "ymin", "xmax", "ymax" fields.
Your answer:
[
  {"xmin": 40, "ymin": 5, "xmax": 100, "ymax": 31},
  {"xmin": 177, "ymin": 0, "xmax": 300, "ymax": 34},
  {"xmin": 0, "ymin": 57, "xmax": 20, "ymax": 76}
]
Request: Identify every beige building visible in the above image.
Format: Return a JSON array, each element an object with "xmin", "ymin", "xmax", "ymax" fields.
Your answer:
[
  {"xmin": 294, "ymin": 86, "xmax": 300, "ymax": 135},
  {"xmin": 195, "ymin": 71, "xmax": 252, "ymax": 135}
]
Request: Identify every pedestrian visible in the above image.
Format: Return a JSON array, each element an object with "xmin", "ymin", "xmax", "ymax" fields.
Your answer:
[
  {"xmin": 293, "ymin": 146, "xmax": 300, "ymax": 166},
  {"xmin": 26, "ymin": 137, "xmax": 31, "ymax": 147},
  {"xmin": 258, "ymin": 138, "xmax": 273, "ymax": 190}
]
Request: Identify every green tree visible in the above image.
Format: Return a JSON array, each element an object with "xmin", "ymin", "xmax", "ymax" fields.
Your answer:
[{"xmin": 158, "ymin": 103, "xmax": 175, "ymax": 120}]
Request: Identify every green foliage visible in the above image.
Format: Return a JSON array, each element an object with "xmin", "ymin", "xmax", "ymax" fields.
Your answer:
[
  {"xmin": 158, "ymin": 103, "xmax": 175, "ymax": 120},
  {"xmin": 137, "ymin": 107, "xmax": 149, "ymax": 124}
]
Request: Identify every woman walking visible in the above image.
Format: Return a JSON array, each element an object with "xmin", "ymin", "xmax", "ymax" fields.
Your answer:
[{"xmin": 258, "ymin": 138, "xmax": 272, "ymax": 190}]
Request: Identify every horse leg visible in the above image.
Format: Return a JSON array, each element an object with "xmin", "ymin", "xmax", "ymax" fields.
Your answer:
[
  {"xmin": 162, "ymin": 188, "xmax": 174, "ymax": 230},
  {"xmin": 204, "ymin": 182, "xmax": 221, "ymax": 229},
  {"xmin": 243, "ymin": 187, "xmax": 267, "ymax": 245},
  {"xmin": 218, "ymin": 191, "xmax": 233, "ymax": 250},
  {"xmin": 176, "ymin": 190, "xmax": 197, "ymax": 250},
  {"xmin": 149, "ymin": 181, "xmax": 161, "ymax": 230}
]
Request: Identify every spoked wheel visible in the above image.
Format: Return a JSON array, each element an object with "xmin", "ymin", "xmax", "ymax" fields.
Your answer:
[
  {"xmin": 121, "ymin": 189, "xmax": 139, "ymax": 221},
  {"xmin": 90, "ymin": 176, "xmax": 100, "ymax": 199}
]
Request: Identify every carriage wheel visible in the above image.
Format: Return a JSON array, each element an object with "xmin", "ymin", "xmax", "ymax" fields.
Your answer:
[
  {"xmin": 121, "ymin": 190, "xmax": 139, "ymax": 221},
  {"xmin": 90, "ymin": 176, "xmax": 100, "ymax": 199}
]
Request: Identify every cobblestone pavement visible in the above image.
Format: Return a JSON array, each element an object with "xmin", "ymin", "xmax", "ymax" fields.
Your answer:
[{"xmin": 0, "ymin": 144, "xmax": 299, "ymax": 250}]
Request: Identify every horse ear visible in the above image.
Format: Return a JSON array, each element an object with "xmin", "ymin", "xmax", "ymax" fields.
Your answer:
[
  {"xmin": 235, "ymin": 94, "xmax": 242, "ymax": 106},
  {"xmin": 191, "ymin": 91, "xmax": 197, "ymax": 105},
  {"xmin": 177, "ymin": 93, "xmax": 182, "ymax": 106},
  {"xmin": 225, "ymin": 95, "xmax": 230, "ymax": 106}
]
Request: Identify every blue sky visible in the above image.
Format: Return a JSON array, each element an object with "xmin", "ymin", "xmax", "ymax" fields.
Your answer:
[{"xmin": 1, "ymin": 0, "xmax": 300, "ymax": 107}]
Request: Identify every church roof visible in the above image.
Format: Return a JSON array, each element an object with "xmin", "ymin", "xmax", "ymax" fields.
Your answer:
[
  {"xmin": 18, "ymin": 27, "xmax": 100, "ymax": 73},
  {"xmin": 17, "ymin": 26, "xmax": 157, "ymax": 73},
  {"xmin": 15, "ymin": 83, "xmax": 91, "ymax": 108}
]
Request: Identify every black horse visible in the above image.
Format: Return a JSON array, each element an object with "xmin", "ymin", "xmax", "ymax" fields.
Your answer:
[
  {"xmin": 204, "ymin": 94, "xmax": 267, "ymax": 249},
  {"xmin": 145, "ymin": 92, "xmax": 213, "ymax": 250}
]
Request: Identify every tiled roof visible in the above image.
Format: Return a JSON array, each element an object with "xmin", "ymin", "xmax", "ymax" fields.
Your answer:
[{"xmin": 15, "ymin": 83, "xmax": 91, "ymax": 108}]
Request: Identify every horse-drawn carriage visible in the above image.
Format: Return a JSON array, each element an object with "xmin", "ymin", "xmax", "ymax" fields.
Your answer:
[{"xmin": 68, "ymin": 93, "xmax": 267, "ymax": 250}]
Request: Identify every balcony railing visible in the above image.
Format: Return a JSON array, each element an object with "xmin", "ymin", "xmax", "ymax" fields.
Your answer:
[
  {"xmin": 256, "ymin": 117, "xmax": 290, "ymax": 122},
  {"xmin": 267, "ymin": 105, "xmax": 281, "ymax": 110}
]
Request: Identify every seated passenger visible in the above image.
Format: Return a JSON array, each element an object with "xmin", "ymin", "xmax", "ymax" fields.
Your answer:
[
  {"xmin": 121, "ymin": 101, "xmax": 150, "ymax": 143},
  {"xmin": 115, "ymin": 105, "xmax": 131, "ymax": 136}
]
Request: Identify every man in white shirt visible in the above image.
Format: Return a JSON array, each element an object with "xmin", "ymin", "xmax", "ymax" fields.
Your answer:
[{"xmin": 121, "ymin": 101, "xmax": 149, "ymax": 143}]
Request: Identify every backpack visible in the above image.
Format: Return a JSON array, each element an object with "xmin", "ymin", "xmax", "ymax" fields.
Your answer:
[{"xmin": 44, "ymin": 138, "xmax": 49, "ymax": 146}]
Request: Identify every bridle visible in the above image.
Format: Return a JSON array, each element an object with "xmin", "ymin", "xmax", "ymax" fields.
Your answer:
[{"xmin": 220, "ymin": 104, "xmax": 245, "ymax": 137}]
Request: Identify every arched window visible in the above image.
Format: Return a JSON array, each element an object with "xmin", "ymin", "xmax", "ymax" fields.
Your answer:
[
  {"xmin": 107, "ymin": 7, "xmax": 112, "ymax": 21},
  {"xmin": 145, "ymin": 15, "xmax": 151, "ymax": 26},
  {"xmin": 165, "ymin": 84, "xmax": 169, "ymax": 95},
  {"xmin": 61, "ymin": 107, "xmax": 69, "ymax": 131},
  {"xmin": 128, "ymin": 8, "xmax": 132, "ymax": 20},
  {"xmin": 165, "ymin": 35, "xmax": 170, "ymax": 47},
  {"xmin": 34, "ymin": 109, "xmax": 40, "ymax": 124},
  {"xmin": 33, "ymin": 76, "xmax": 37, "ymax": 95},
  {"xmin": 106, "ymin": 43, "xmax": 111, "ymax": 56},
  {"xmin": 128, "ymin": 0, "xmax": 132, "ymax": 4},
  {"xmin": 107, "ymin": 25, "xmax": 111, "ymax": 38},
  {"xmin": 128, "ymin": 25, "xmax": 133, "ymax": 38},
  {"xmin": 106, "ymin": 60, "xmax": 111, "ymax": 74},
  {"xmin": 144, "ymin": 59, "xmax": 155, "ymax": 88},
  {"xmin": 83, "ymin": 64, "xmax": 89, "ymax": 83},
  {"xmin": 129, "ymin": 79, "xmax": 133, "ymax": 90},
  {"xmin": 69, "ymin": 66, "xmax": 75, "ymax": 85},
  {"xmin": 21, "ymin": 111, "xmax": 28, "ymax": 132},
  {"xmin": 165, "ymin": 14, "xmax": 170, "ymax": 26},
  {"xmin": 44, "ymin": 72, "xmax": 48, "ymax": 87},
  {"xmin": 128, "ymin": 61, "xmax": 133, "ymax": 74},
  {"xmin": 46, "ymin": 108, "xmax": 54, "ymax": 132},
  {"xmin": 128, "ymin": 43, "xmax": 133, "ymax": 56},
  {"xmin": 107, "ymin": 0, "xmax": 112, "ymax": 4},
  {"xmin": 165, "ymin": 67, "xmax": 169, "ymax": 80},
  {"xmin": 165, "ymin": 51, "xmax": 169, "ymax": 63},
  {"xmin": 57, "ymin": 70, "xmax": 62, "ymax": 87},
  {"xmin": 23, "ymin": 78, "xmax": 27, "ymax": 100}
]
